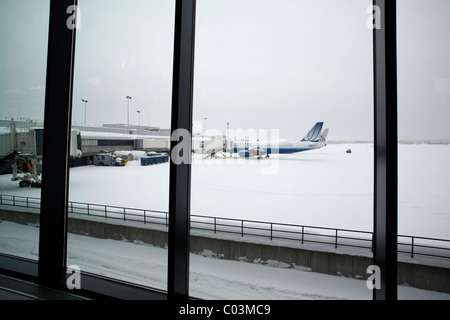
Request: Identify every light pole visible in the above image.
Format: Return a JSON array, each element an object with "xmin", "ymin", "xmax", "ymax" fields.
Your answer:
[
  {"xmin": 126, "ymin": 96, "xmax": 132, "ymax": 131},
  {"xmin": 137, "ymin": 110, "xmax": 141, "ymax": 127},
  {"xmin": 82, "ymin": 99, "xmax": 88, "ymax": 126}
]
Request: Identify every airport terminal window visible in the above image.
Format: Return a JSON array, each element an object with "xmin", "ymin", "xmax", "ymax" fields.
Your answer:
[
  {"xmin": 189, "ymin": 0, "xmax": 375, "ymax": 299},
  {"xmin": 97, "ymin": 139, "xmax": 134, "ymax": 147},
  {"xmin": 67, "ymin": 0, "xmax": 175, "ymax": 292},
  {"xmin": 2, "ymin": 0, "xmax": 448, "ymax": 301},
  {"xmin": 397, "ymin": 0, "xmax": 450, "ymax": 299},
  {"xmin": 0, "ymin": 0, "xmax": 50, "ymax": 262}
]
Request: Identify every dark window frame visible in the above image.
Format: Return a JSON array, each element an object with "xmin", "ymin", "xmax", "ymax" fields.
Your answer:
[
  {"xmin": 372, "ymin": 0, "xmax": 398, "ymax": 300},
  {"xmin": 0, "ymin": 0, "xmax": 397, "ymax": 300}
]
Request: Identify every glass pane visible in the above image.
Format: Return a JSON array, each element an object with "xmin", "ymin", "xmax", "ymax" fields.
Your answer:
[
  {"xmin": 397, "ymin": 0, "xmax": 450, "ymax": 299},
  {"xmin": 190, "ymin": 0, "xmax": 375, "ymax": 300},
  {"xmin": 0, "ymin": 0, "xmax": 50, "ymax": 261},
  {"xmin": 67, "ymin": 0, "xmax": 174, "ymax": 292}
]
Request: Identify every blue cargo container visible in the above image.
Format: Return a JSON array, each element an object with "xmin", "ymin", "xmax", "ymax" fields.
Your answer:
[
  {"xmin": 141, "ymin": 153, "xmax": 169, "ymax": 166},
  {"xmin": 140, "ymin": 157, "xmax": 149, "ymax": 166}
]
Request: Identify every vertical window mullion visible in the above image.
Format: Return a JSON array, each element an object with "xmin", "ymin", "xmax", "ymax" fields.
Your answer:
[
  {"xmin": 38, "ymin": 0, "xmax": 77, "ymax": 289},
  {"xmin": 167, "ymin": 0, "xmax": 196, "ymax": 299},
  {"xmin": 373, "ymin": 0, "xmax": 398, "ymax": 300}
]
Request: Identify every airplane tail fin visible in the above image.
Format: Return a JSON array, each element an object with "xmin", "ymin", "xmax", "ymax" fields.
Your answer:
[{"xmin": 301, "ymin": 122, "xmax": 324, "ymax": 142}]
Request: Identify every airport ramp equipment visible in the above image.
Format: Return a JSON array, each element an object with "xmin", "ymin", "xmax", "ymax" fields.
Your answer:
[
  {"xmin": 140, "ymin": 153, "xmax": 169, "ymax": 166},
  {"xmin": 0, "ymin": 151, "xmax": 20, "ymax": 174}
]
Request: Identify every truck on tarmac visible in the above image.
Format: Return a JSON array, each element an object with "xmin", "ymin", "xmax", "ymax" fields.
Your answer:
[{"xmin": 93, "ymin": 153, "xmax": 125, "ymax": 166}]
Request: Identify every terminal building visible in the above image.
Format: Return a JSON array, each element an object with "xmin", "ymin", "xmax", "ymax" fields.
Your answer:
[{"xmin": 1, "ymin": 119, "xmax": 227, "ymax": 169}]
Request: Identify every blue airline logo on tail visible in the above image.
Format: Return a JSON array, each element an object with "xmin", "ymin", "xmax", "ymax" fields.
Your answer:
[{"xmin": 301, "ymin": 122, "xmax": 324, "ymax": 142}]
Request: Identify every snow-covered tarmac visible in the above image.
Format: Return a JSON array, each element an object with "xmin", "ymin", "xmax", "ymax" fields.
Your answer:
[
  {"xmin": 0, "ymin": 143, "xmax": 449, "ymax": 299},
  {"xmin": 1, "ymin": 143, "xmax": 448, "ymax": 238}
]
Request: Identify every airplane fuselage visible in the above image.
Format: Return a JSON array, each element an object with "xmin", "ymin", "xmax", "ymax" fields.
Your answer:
[
  {"xmin": 228, "ymin": 122, "xmax": 328, "ymax": 157},
  {"xmin": 233, "ymin": 143, "xmax": 325, "ymax": 155}
]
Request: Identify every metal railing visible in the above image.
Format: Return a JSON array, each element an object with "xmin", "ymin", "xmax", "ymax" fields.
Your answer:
[{"xmin": 1, "ymin": 194, "xmax": 450, "ymax": 260}]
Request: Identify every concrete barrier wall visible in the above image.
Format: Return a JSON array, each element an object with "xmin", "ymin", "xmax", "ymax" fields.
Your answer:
[
  {"xmin": 190, "ymin": 235, "xmax": 373, "ymax": 279},
  {"xmin": 1, "ymin": 208, "xmax": 449, "ymax": 294},
  {"xmin": 0, "ymin": 209, "xmax": 40, "ymax": 226},
  {"xmin": 68, "ymin": 216, "xmax": 169, "ymax": 248}
]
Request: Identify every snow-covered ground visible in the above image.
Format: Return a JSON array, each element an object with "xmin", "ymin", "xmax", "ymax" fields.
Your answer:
[
  {"xmin": 1, "ymin": 143, "xmax": 449, "ymax": 239},
  {"xmin": 0, "ymin": 143, "xmax": 449, "ymax": 299},
  {"xmin": 1, "ymin": 221, "xmax": 449, "ymax": 300}
]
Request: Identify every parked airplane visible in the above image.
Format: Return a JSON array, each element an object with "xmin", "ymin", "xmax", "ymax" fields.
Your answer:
[{"xmin": 232, "ymin": 122, "xmax": 329, "ymax": 158}]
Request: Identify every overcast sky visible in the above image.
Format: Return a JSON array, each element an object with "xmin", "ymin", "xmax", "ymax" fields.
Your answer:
[{"xmin": 0, "ymin": 0, "xmax": 449, "ymax": 141}]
